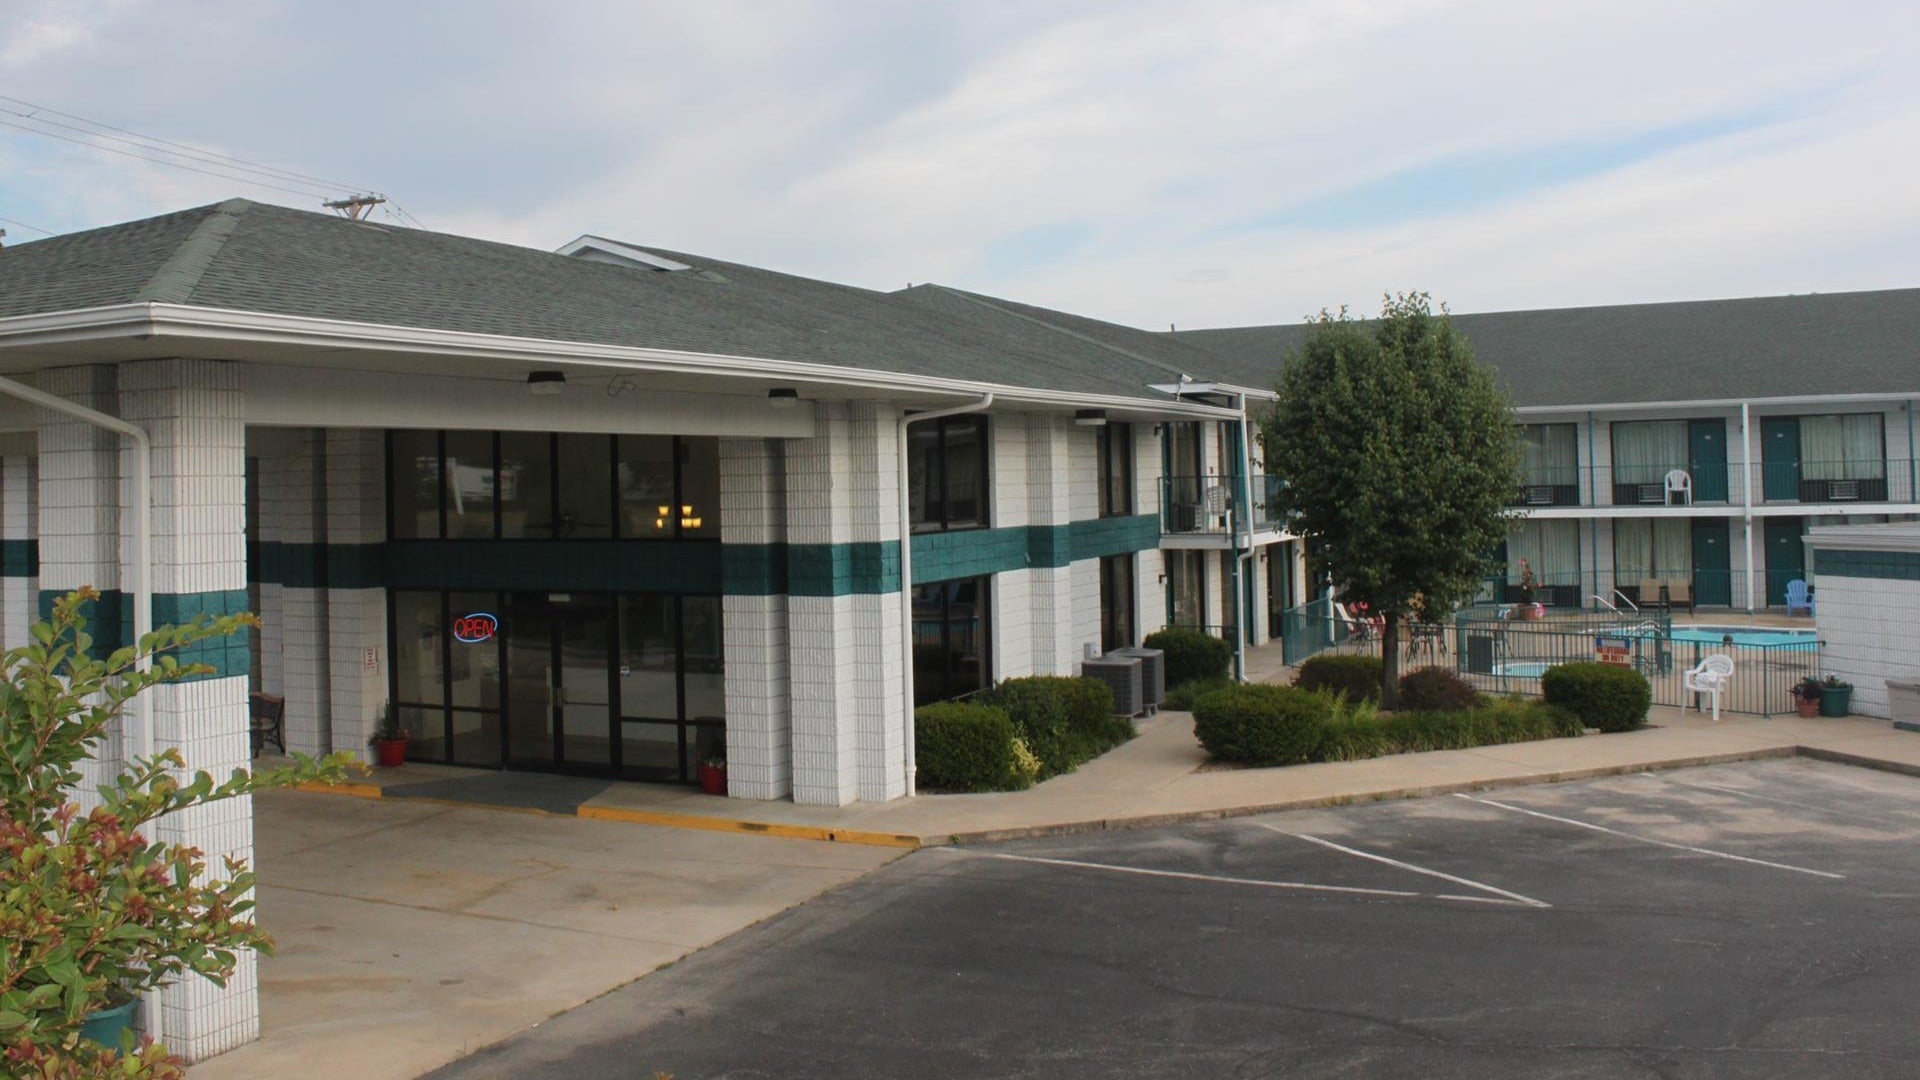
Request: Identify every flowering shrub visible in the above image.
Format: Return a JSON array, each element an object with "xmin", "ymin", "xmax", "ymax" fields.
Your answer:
[{"xmin": 0, "ymin": 589, "xmax": 353, "ymax": 1078}]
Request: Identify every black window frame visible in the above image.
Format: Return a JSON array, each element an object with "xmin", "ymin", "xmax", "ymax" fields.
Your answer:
[
  {"xmin": 1099, "ymin": 554, "xmax": 1135, "ymax": 652},
  {"xmin": 385, "ymin": 430, "xmax": 721, "ymax": 542},
  {"xmin": 1097, "ymin": 421, "xmax": 1135, "ymax": 518},
  {"xmin": 908, "ymin": 415, "xmax": 991, "ymax": 534},
  {"xmin": 910, "ymin": 574, "xmax": 993, "ymax": 705}
]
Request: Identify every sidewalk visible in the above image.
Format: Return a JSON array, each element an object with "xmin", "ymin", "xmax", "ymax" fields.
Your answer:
[{"xmin": 313, "ymin": 706, "xmax": 1920, "ymax": 848}]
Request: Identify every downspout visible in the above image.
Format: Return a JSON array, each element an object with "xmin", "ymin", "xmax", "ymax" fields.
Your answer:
[
  {"xmin": 1741, "ymin": 402, "xmax": 1755, "ymax": 613},
  {"xmin": 1233, "ymin": 398, "xmax": 1256, "ymax": 682},
  {"xmin": 1907, "ymin": 399, "xmax": 1916, "ymax": 503},
  {"xmin": 0, "ymin": 373, "xmax": 160, "ymax": 1045},
  {"xmin": 1586, "ymin": 412, "xmax": 1598, "ymax": 608},
  {"xmin": 898, "ymin": 392, "xmax": 993, "ymax": 797}
]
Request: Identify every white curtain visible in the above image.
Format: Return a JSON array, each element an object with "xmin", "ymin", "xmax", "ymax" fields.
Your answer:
[
  {"xmin": 1520, "ymin": 424, "xmax": 1578, "ymax": 484},
  {"xmin": 1801, "ymin": 413, "xmax": 1884, "ymax": 481},
  {"xmin": 1508, "ymin": 520, "xmax": 1581, "ymax": 585},
  {"xmin": 1613, "ymin": 519, "xmax": 1691, "ymax": 578},
  {"xmin": 1612, "ymin": 421, "xmax": 1688, "ymax": 484}
]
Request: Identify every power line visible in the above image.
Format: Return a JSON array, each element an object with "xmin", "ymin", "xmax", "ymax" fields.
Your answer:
[
  {"xmin": 0, "ymin": 94, "xmax": 372, "ymax": 194},
  {"xmin": 0, "ymin": 106, "xmax": 343, "ymax": 197},
  {"xmin": 0, "ymin": 214, "xmax": 56, "ymax": 237},
  {"xmin": 0, "ymin": 116, "xmax": 355, "ymax": 202}
]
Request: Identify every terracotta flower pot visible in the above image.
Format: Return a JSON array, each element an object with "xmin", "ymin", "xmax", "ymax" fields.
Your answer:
[
  {"xmin": 699, "ymin": 763, "xmax": 728, "ymax": 795},
  {"xmin": 1795, "ymin": 696, "xmax": 1820, "ymax": 718}
]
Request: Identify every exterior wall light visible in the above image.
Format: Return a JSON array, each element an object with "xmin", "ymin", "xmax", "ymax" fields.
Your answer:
[
  {"xmin": 1074, "ymin": 408, "xmax": 1108, "ymax": 427},
  {"xmin": 768, "ymin": 388, "xmax": 800, "ymax": 408},
  {"xmin": 527, "ymin": 371, "xmax": 566, "ymax": 396}
]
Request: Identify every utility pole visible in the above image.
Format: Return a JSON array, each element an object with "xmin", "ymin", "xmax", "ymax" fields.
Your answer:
[{"xmin": 322, "ymin": 195, "xmax": 386, "ymax": 220}]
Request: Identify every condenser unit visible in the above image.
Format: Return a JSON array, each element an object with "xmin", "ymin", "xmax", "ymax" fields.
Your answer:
[
  {"xmin": 1081, "ymin": 655, "xmax": 1146, "ymax": 717},
  {"xmin": 1110, "ymin": 646, "xmax": 1166, "ymax": 708}
]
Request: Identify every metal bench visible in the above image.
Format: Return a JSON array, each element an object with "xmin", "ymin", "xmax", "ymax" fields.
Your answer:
[{"xmin": 249, "ymin": 692, "xmax": 286, "ymax": 757}]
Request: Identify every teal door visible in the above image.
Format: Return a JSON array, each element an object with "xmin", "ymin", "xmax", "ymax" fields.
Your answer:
[
  {"xmin": 1761, "ymin": 417, "xmax": 1800, "ymax": 502},
  {"xmin": 1691, "ymin": 519, "xmax": 1731, "ymax": 607},
  {"xmin": 1688, "ymin": 419, "xmax": 1728, "ymax": 502},
  {"xmin": 1763, "ymin": 518, "xmax": 1804, "ymax": 607}
]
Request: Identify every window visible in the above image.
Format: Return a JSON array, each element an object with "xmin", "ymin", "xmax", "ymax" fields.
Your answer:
[
  {"xmin": 912, "ymin": 576, "xmax": 991, "ymax": 704},
  {"xmin": 1098, "ymin": 422, "xmax": 1134, "ymax": 517},
  {"xmin": 388, "ymin": 431, "xmax": 721, "ymax": 540},
  {"xmin": 1506, "ymin": 519, "xmax": 1580, "ymax": 603},
  {"xmin": 1167, "ymin": 550, "xmax": 1206, "ymax": 629},
  {"xmin": 1099, "ymin": 555, "xmax": 1135, "ymax": 652},
  {"xmin": 1614, "ymin": 519, "xmax": 1691, "ymax": 589},
  {"xmin": 1515, "ymin": 424, "xmax": 1578, "ymax": 506},
  {"xmin": 1799, "ymin": 413, "xmax": 1885, "ymax": 481},
  {"xmin": 908, "ymin": 415, "xmax": 990, "ymax": 532}
]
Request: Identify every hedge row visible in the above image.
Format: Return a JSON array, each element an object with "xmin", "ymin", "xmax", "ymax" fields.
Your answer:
[
  {"xmin": 1142, "ymin": 628, "xmax": 1231, "ymax": 687},
  {"xmin": 915, "ymin": 675, "xmax": 1135, "ymax": 792},
  {"xmin": 1193, "ymin": 684, "xmax": 1584, "ymax": 766}
]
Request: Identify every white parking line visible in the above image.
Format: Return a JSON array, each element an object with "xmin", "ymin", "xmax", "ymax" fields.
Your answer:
[
  {"xmin": 944, "ymin": 848, "xmax": 1542, "ymax": 907},
  {"xmin": 1453, "ymin": 793, "xmax": 1846, "ymax": 880},
  {"xmin": 1261, "ymin": 825, "xmax": 1552, "ymax": 909}
]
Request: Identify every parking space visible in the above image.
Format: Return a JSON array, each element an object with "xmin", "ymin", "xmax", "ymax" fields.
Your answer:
[{"xmin": 427, "ymin": 758, "xmax": 1920, "ymax": 1079}]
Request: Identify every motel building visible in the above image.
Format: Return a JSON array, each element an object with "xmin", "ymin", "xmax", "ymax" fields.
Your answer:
[
  {"xmin": 0, "ymin": 200, "xmax": 1297, "ymax": 1058},
  {"xmin": 3, "ymin": 199, "xmax": 1915, "ymax": 1059}
]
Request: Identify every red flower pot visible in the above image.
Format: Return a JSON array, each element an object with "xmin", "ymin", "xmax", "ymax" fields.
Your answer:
[
  {"xmin": 373, "ymin": 736, "xmax": 409, "ymax": 768},
  {"xmin": 1795, "ymin": 696, "xmax": 1820, "ymax": 718},
  {"xmin": 698, "ymin": 763, "xmax": 727, "ymax": 795}
]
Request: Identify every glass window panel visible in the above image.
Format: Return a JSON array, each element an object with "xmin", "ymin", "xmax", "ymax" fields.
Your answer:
[
  {"xmin": 617, "ymin": 435, "xmax": 676, "ymax": 538},
  {"xmin": 392, "ymin": 591, "xmax": 445, "ymax": 706},
  {"xmin": 688, "ymin": 721, "xmax": 725, "ymax": 776},
  {"xmin": 620, "ymin": 720, "xmax": 681, "ymax": 782},
  {"xmin": 499, "ymin": 432, "xmax": 553, "ymax": 538},
  {"xmin": 943, "ymin": 417, "xmax": 985, "ymax": 528},
  {"xmin": 447, "ymin": 590, "xmax": 502, "ymax": 710},
  {"xmin": 397, "ymin": 705, "xmax": 445, "ymax": 762},
  {"xmin": 681, "ymin": 596, "xmax": 725, "ymax": 720},
  {"xmin": 389, "ymin": 430, "xmax": 440, "ymax": 539},
  {"xmin": 618, "ymin": 595, "xmax": 679, "ymax": 719},
  {"xmin": 908, "ymin": 423, "xmax": 941, "ymax": 530},
  {"xmin": 556, "ymin": 434, "xmax": 613, "ymax": 539},
  {"xmin": 559, "ymin": 605, "xmax": 613, "ymax": 764},
  {"xmin": 450, "ymin": 710, "xmax": 501, "ymax": 767},
  {"xmin": 679, "ymin": 437, "xmax": 720, "ymax": 538},
  {"xmin": 442, "ymin": 431, "xmax": 495, "ymax": 538},
  {"xmin": 1100, "ymin": 554, "xmax": 1135, "ymax": 652}
]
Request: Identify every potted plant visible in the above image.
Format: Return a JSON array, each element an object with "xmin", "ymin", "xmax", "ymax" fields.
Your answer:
[
  {"xmin": 698, "ymin": 735, "xmax": 727, "ymax": 795},
  {"xmin": 1514, "ymin": 559, "xmax": 1541, "ymax": 620},
  {"xmin": 1791, "ymin": 676, "xmax": 1823, "ymax": 718},
  {"xmin": 1818, "ymin": 674, "xmax": 1854, "ymax": 717},
  {"xmin": 369, "ymin": 704, "xmax": 409, "ymax": 767}
]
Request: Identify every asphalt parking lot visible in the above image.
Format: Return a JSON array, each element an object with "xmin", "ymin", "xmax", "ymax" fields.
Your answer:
[{"xmin": 427, "ymin": 758, "xmax": 1920, "ymax": 1079}]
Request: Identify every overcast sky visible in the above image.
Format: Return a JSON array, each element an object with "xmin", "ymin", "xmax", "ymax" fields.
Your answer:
[{"xmin": 2, "ymin": 0, "xmax": 1916, "ymax": 329}]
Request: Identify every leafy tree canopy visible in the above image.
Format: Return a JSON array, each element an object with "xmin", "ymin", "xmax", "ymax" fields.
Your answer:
[{"xmin": 1261, "ymin": 293, "xmax": 1519, "ymax": 704}]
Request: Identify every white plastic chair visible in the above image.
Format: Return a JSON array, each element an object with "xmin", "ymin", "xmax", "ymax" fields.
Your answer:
[
  {"xmin": 1682, "ymin": 654, "xmax": 1735, "ymax": 721},
  {"xmin": 1664, "ymin": 468, "xmax": 1693, "ymax": 506}
]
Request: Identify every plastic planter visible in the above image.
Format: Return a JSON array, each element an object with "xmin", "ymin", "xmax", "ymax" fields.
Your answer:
[{"xmin": 1819, "ymin": 685, "xmax": 1853, "ymax": 717}]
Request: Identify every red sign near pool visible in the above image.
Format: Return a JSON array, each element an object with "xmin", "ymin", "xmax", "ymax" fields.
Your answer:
[
  {"xmin": 453, "ymin": 612, "xmax": 499, "ymax": 644},
  {"xmin": 1594, "ymin": 635, "xmax": 1632, "ymax": 667}
]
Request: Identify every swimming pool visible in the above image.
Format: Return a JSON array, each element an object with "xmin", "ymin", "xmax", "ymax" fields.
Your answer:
[
  {"xmin": 1667, "ymin": 625, "xmax": 1818, "ymax": 648},
  {"xmin": 1494, "ymin": 661, "xmax": 1552, "ymax": 679}
]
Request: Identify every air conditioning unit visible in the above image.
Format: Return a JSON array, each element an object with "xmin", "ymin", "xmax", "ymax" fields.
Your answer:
[
  {"xmin": 1081, "ymin": 655, "xmax": 1146, "ymax": 718},
  {"xmin": 1109, "ymin": 646, "xmax": 1166, "ymax": 707}
]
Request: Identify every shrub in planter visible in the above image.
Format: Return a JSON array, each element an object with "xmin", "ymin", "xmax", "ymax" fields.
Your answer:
[
  {"xmin": 1, "ymin": 589, "xmax": 353, "ymax": 1079},
  {"xmin": 1052, "ymin": 675, "xmax": 1128, "ymax": 746},
  {"xmin": 1192, "ymin": 684, "xmax": 1331, "ymax": 766},
  {"xmin": 1396, "ymin": 666, "xmax": 1481, "ymax": 713},
  {"xmin": 1294, "ymin": 654, "xmax": 1384, "ymax": 702},
  {"xmin": 980, "ymin": 678, "xmax": 1074, "ymax": 775},
  {"xmin": 915, "ymin": 701, "xmax": 1028, "ymax": 792},
  {"xmin": 1164, "ymin": 675, "xmax": 1234, "ymax": 712},
  {"xmin": 1143, "ymin": 627, "xmax": 1231, "ymax": 687},
  {"xmin": 1541, "ymin": 662, "xmax": 1652, "ymax": 732}
]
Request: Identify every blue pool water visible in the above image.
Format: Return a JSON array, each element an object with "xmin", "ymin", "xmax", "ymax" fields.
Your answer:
[
  {"xmin": 1495, "ymin": 662, "xmax": 1552, "ymax": 678},
  {"xmin": 1667, "ymin": 625, "xmax": 1817, "ymax": 648}
]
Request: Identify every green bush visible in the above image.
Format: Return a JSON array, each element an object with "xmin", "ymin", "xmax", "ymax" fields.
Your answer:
[
  {"xmin": 1320, "ymin": 696, "xmax": 1579, "ymax": 760},
  {"xmin": 979, "ymin": 676, "xmax": 1132, "ymax": 777},
  {"xmin": 915, "ymin": 702, "xmax": 1029, "ymax": 792},
  {"xmin": 1164, "ymin": 674, "xmax": 1234, "ymax": 712},
  {"xmin": 1193, "ymin": 684, "xmax": 1331, "ymax": 766},
  {"xmin": 1294, "ymin": 654, "xmax": 1383, "ymax": 702},
  {"xmin": 1541, "ymin": 662, "xmax": 1652, "ymax": 732},
  {"xmin": 1397, "ymin": 666, "xmax": 1481, "ymax": 713},
  {"xmin": 1143, "ymin": 627, "xmax": 1231, "ymax": 687},
  {"xmin": 1054, "ymin": 675, "xmax": 1127, "ymax": 744}
]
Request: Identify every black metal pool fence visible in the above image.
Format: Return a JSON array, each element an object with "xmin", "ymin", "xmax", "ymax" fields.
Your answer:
[{"xmin": 1277, "ymin": 602, "xmax": 1821, "ymax": 716}]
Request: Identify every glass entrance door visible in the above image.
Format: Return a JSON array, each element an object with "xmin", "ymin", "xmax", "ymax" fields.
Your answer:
[{"xmin": 503, "ymin": 594, "xmax": 616, "ymax": 772}]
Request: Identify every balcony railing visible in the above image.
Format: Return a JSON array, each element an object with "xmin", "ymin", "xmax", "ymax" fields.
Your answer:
[
  {"xmin": 1160, "ymin": 475, "xmax": 1287, "ymax": 536},
  {"xmin": 1476, "ymin": 568, "xmax": 1819, "ymax": 612},
  {"xmin": 1506, "ymin": 458, "xmax": 1918, "ymax": 509}
]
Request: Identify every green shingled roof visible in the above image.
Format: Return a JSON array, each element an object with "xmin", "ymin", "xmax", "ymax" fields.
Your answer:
[
  {"xmin": 1174, "ymin": 291, "xmax": 1920, "ymax": 408},
  {"xmin": 0, "ymin": 199, "xmax": 1196, "ymax": 404}
]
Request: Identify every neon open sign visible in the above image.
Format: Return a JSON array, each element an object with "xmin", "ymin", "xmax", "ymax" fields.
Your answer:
[{"xmin": 453, "ymin": 612, "xmax": 499, "ymax": 644}]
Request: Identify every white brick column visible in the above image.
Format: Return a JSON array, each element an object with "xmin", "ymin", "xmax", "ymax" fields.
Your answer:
[
  {"xmin": 117, "ymin": 358, "xmax": 255, "ymax": 1061},
  {"xmin": 1, "ymin": 452, "xmax": 37, "ymax": 650},
  {"xmin": 989, "ymin": 412, "xmax": 1034, "ymax": 679},
  {"xmin": 720, "ymin": 436, "xmax": 791, "ymax": 800},
  {"xmin": 1026, "ymin": 413, "xmax": 1075, "ymax": 675},
  {"xmin": 325, "ymin": 428, "xmax": 387, "ymax": 763},
  {"xmin": 261, "ymin": 430, "xmax": 330, "ymax": 754},
  {"xmin": 846, "ymin": 401, "xmax": 905, "ymax": 802}
]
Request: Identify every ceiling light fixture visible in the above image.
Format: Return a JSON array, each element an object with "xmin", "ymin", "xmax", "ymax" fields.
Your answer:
[
  {"xmin": 768, "ymin": 387, "xmax": 800, "ymax": 409},
  {"xmin": 1074, "ymin": 408, "xmax": 1108, "ymax": 427},
  {"xmin": 527, "ymin": 371, "xmax": 566, "ymax": 396}
]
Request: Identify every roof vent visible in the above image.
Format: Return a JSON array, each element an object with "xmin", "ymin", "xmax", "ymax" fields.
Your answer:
[{"xmin": 555, "ymin": 236, "xmax": 693, "ymax": 272}]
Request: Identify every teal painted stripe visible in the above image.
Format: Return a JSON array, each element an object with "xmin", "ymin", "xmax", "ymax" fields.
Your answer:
[
  {"xmin": 36, "ymin": 588, "xmax": 251, "ymax": 679},
  {"xmin": 1814, "ymin": 548, "xmax": 1920, "ymax": 581},
  {"xmin": 910, "ymin": 514, "xmax": 1160, "ymax": 583},
  {"xmin": 1, "ymin": 539, "xmax": 36, "ymax": 578}
]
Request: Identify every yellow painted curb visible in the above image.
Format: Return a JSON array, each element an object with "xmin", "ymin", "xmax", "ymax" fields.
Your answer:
[
  {"xmin": 578, "ymin": 804, "xmax": 922, "ymax": 849},
  {"xmin": 292, "ymin": 780, "xmax": 384, "ymax": 799}
]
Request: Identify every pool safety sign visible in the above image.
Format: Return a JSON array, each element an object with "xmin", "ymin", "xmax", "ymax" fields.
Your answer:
[{"xmin": 1594, "ymin": 635, "xmax": 1632, "ymax": 667}]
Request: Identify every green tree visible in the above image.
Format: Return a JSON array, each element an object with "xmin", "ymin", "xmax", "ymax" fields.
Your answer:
[
  {"xmin": 1, "ymin": 589, "xmax": 353, "ymax": 1078},
  {"xmin": 1262, "ymin": 294, "xmax": 1519, "ymax": 708}
]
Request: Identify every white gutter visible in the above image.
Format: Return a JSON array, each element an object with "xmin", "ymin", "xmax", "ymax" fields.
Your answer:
[
  {"xmin": 0, "ymin": 374, "xmax": 161, "ymax": 1046},
  {"xmin": 0, "ymin": 303, "xmax": 1241, "ymax": 421},
  {"xmin": 1232, "ymin": 396, "xmax": 1257, "ymax": 682},
  {"xmin": 1740, "ymin": 401, "xmax": 1756, "ymax": 613},
  {"xmin": 897, "ymin": 392, "xmax": 994, "ymax": 797},
  {"xmin": 1513, "ymin": 391, "xmax": 1917, "ymax": 415}
]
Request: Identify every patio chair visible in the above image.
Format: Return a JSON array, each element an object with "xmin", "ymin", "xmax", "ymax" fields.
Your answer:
[
  {"xmin": 1785, "ymin": 578, "xmax": 1814, "ymax": 617},
  {"xmin": 1332, "ymin": 603, "xmax": 1379, "ymax": 643},
  {"xmin": 1666, "ymin": 579, "xmax": 1695, "ymax": 615},
  {"xmin": 1682, "ymin": 654, "xmax": 1735, "ymax": 721},
  {"xmin": 1638, "ymin": 577, "xmax": 1666, "ymax": 609},
  {"xmin": 249, "ymin": 692, "xmax": 286, "ymax": 757},
  {"xmin": 1664, "ymin": 469, "xmax": 1692, "ymax": 505}
]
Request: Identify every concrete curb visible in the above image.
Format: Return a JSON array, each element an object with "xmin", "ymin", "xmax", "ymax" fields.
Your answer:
[{"xmin": 578, "ymin": 804, "xmax": 923, "ymax": 848}]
